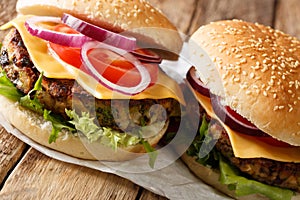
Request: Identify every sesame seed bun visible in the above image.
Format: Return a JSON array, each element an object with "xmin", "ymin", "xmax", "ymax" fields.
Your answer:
[
  {"xmin": 16, "ymin": 0, "xmax": 183, "ymax": 54},
  {"xmin": 189, "ymin": 20, "xmax": 300, "ymax": 146},
  {"xmin": 0, "ymin": 95, "xmax": 168, "ymax": 161}
]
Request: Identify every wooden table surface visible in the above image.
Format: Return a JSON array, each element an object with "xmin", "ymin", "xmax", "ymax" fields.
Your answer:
[{"xmin": 0, "ymin": 0, "xmax": 299, "ymax": 199}]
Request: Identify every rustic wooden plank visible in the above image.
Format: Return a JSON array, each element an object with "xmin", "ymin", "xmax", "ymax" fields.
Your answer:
[
  {"xmin": 0, "ymin": 0, "xmax": 17, "ymax": 24},
  {"xmin": 148, "ymin": 0, "xmax": 197, "ymax": 34},
  {"xmin": 274, "ymin": 0, "xmax": 300, "ymax": 38},
  {"xmin": 0, "ymin": 148, "xmax": 140, "ymax": 199},
  {"xmin": 0, "ymin": 0, "xmax": 18, "ymax": 38},
  {"xmin": 0, "ymin": 127, "xmax": 27, "ymax": 185},
  {"xmin": 188, "ymin": 0, "xmax": 276, "ymax": 35},
  {"xmin": 139, "ymin": 190, "xmax": 168, "ymax": 200}
]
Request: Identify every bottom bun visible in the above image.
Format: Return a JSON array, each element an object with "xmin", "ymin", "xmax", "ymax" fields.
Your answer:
[
  {"xmin": 0, "ymin": 95, "xmax": 168, "ymax": 161},
  {"xmin": 181, "ymin": 153, "xmax": 300, "ymax": 200}
]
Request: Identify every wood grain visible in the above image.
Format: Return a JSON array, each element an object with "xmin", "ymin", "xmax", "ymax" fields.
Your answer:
[
  {"xmin": 0, "ymin": 127, "xmax": 27, "ymax": 184},
  {"xmin": 0, "ymin": 148, "xmax": 139, "ymax": 199},
  {"xmin": 139, "ymin": 190, "xmax": 168, "ymax": 200},
  {"xmin": 274, "ymin": 0, "xmax": 300, "ymax": 38},
  {"xmin": 0, "ymin": 0, "xmax": 18, "ymax": 38},
  {"xmin": 148, "ymin": 0, "xmax": 197, "ymax": 34},
  {"xmin": 188, "ymin": 0, "xmax": 275, "ymax": 35},
  {"xmin": 0, "ymin": 0, "xmax": 18, "ymax": 24}
]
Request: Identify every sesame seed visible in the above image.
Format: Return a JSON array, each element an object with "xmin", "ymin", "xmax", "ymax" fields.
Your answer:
[
  {"xmin": 255, "ymin": 76, "xmax": 261, "ymax": 80},
  {"xmin": 263, "ymin": 91, "xmax": 268, "ymax": 97},
  {"xmin": 251, "ymin": 65, "xmax": 260, "ymax": 70},
  {"xmin": 240, "ymin": 58, "xmax": 247, "ymax": 64},
  {"xmin": 288, "ymin": 104, "xmax": 293, "ymax": 112},
  {"xmin": 261, "ymin": 65, "xmax": 269, "ymax": 72},
  {"xmin": 219, "ymin": 46, "xmax": 226, "ymax": 53},
  {"xmin": 234, "ymin": 77, "xmax": 240, "ymax": 82}
]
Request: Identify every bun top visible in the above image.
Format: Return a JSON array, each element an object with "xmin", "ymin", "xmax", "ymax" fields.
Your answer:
[
  {"xmin": 16, "ymin": 0, "xmax": 183, "ymax": 53},
  {"xmin": 189, "ymin": 20, "xmax": 300, "ymax": 145}
]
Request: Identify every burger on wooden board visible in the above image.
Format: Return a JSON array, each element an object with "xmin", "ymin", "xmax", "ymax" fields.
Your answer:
[
  {"xmin": 182, "ymin": 20, "xmax": 300, "ymax": 199},
  {"xmin": 0, "ymin": 0, "xmax": 185, "ymax": 163}
]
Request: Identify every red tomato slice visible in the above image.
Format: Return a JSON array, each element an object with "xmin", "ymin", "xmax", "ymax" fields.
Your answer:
[
  {"xmin": 49, "ymin": 24, "xmax": 158, "ymax": 88},
  {"xmin": 87, "ymin": 48, "xmax": 158, "ymax": 87},
  {"xmin": 49, "ymin": 43, "xmax": 82, "ymax": 68}
]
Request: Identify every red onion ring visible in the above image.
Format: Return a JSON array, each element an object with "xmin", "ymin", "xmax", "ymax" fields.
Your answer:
[
  {"xmin": 81, "ymin": 41, "xmax": 151, "ymax": 95},
  {"xmin": 186, "ymin": 66, "xmax": 210, "ymax": 97},
  {"xmin": 25, "ymin": 16, "xmax": 92, "ymax": 47},
  {"xmin": 131, "ymin": 49, "xmax": 162, "ymax": 63},
  {"xmin": 210, "ymin": 94, "xmax": 268, "ymax": 137},
  {"xmin": 62, "ymin": 13, "xmax": 136, "ymax": 51}
]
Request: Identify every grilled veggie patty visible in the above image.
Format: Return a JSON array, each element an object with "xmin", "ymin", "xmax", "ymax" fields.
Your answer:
[{"xmin": 0, "ymin": 28, "xmax": 181, "ymax": 132}]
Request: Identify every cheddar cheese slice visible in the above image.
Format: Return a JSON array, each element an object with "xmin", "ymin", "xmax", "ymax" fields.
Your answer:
[{"xmin": 192, "ymin": 88, "xmax": 300, "ymax": 162}]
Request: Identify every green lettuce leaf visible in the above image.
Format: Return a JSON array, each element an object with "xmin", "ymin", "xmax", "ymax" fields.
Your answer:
[
  {"xmin": 44, "ymin": 110, "xmax": 75, "ymax": 143},
  {"xmin": 141, "ymin": 139, "xmax": 158, "ymax": 168},
  {"xmin": 187, "ymin": 115, "xmax": 218, "ymax": 167},
  {"xmin": 66, "ymin": 109, "xmax": 157, "ymax": 167},
  {"xmin": 19, "ymin": 72, "xmax": 44, "ymax": 114},
  {"xmin": 219, "ymin": 156, "xmax": 294, "ymax": 200},
  {"xmin": 0, "ymin": 71, "xmax": 23, "ymax": 101},
  {"xmin": 65, "ymin": 109, "xmax": 141, "ymax": 149}
]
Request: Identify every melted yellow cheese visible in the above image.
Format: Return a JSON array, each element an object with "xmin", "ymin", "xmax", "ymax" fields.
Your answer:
[
  {"xmin": 191, "ymin": 87, "xmax": 300, "ymax": 163},
  {"xmin": 1, "ymin": 15, "xmax": 185, "ymax": 103}
]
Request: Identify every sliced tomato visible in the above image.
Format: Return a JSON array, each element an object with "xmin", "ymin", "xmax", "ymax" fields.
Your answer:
[
  {"xmin": 49, "ymin": 43, "xmax": 82, "ymax": 68},
  {"xmin": 49, "ymin": 24, "xmax": 82, "ymax": 68},
  {"xmin": 49, "ymin": 24, "xmax": 158, "ymax": 88},
  {"xmin": 87, "ymin": 48, "xmax": 158, "ymax": 87}
]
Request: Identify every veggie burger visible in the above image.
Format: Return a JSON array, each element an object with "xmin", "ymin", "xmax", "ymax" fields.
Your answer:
[
  {"xmin": 183, "ymin": 20, "xmax": 300, "ymax": 199},
  {"xmin": 0, "ymin": 0, "xmax": 185, "ymax": 161}
]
